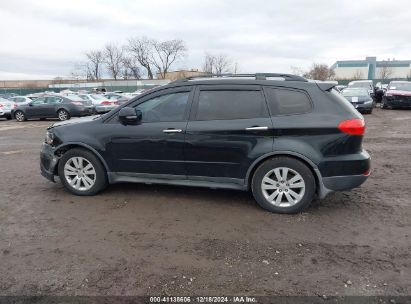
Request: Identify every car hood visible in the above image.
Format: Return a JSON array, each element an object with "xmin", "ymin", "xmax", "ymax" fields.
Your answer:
[
  {"xmin": 343, "ymin": 96, "xmax": 372, "ymax": 102},
  {"xmin": 386, "ymin": 90, "xmax": 411, "ymax": 96},
  {"xmin": 48, "ymin": 115, "xmax": 101, "ymax": 129}
]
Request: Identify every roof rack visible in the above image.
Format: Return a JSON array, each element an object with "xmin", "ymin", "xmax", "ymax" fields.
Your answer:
[{"xmin": 173, "ymin": 73, "xmax": 307, "ymax": 83}]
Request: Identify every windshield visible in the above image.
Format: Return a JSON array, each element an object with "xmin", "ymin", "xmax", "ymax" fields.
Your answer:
[
  {"xmin": 342, "ymin": 88, "xmax": 369, "ymax": 97},
  {"xmin": 349, "ymin": 82, "xmax": 372, "ymax": 89},
  {"xmin": 388, "ymin": 82, "xmax": 411, "ymax": 91}
]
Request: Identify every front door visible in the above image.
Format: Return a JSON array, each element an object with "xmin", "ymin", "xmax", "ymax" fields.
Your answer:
[{"xmin": 105, "ymin": 87, "xmax": 194, "ymax": 176}]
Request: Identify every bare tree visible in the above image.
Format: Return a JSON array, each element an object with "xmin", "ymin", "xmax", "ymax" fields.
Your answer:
[
  {"xmin": 103, "ymin": 43, "xmax": 124, "ymax": 80},
  {"xmin": 151, "ymin": 39, "xmax": 187, "ymax": 79},
  {"xmin": 352, "ymin": 69, "xmax": 364, "ymax": 80},
  {"xmin": 303, "ymin": 63, "xmax": 335, "ymax": 81},
  {"xmin": 85, "ymin": 50, "xmax": 104, "ymax": 80},
  {"xmin": 202, "ymin": 53, "xmax": 232, "ymax": 75},
  {"xmin": 121, "ymin": 56, "xmax": 142, "ymax": 79},
  {"xmin": 378, "ymin": 61, "xmax": 393, "ymax": 81},
  {"xmin": 127, "ymin": 37, "xmax": 156, "ymax": 79}
]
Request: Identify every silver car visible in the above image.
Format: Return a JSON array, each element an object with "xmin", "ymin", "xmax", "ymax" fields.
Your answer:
[
  {"xmin": 0, "ymin": 98, "xmax": 16, "ymax": 120},
  {"xmin": 78, "ymin": 94, "xmax": 117, "ymax": 113}
]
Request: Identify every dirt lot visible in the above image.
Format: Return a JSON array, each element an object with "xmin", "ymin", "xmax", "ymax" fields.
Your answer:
[{"xmin": 0, "ymin": 108, "xmax": 410, "ymax": 297}]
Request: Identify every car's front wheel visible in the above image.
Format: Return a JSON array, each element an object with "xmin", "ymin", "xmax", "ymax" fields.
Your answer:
[
  {"xmin": 251, "ymin": 157, "xmax": 316, "ymax": 214},
  {"xmin": 58, "ymin": 148, "xmax": 107, "ymax": 196},
  {"xmin": 57, "ymin": 109, "xmax": 70, "ymax": 121},
  {"xmin": 14, "ymin": 111, "xmax": 26, "ymax": 122}
]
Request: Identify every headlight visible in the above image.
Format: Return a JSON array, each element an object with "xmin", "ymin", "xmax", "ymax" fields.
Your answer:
[{"xmin": 45, "ymin": 131, "xmax": 55, "ymax": 145}]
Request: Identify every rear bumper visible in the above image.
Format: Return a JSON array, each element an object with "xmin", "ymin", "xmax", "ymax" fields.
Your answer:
[
  {"xmin": 40, "ymin": 143, "xmax": 59, "ymax": 182},
  {"xmin": 317, "ymin": 150, "xmax": 370, "ymax": 197},
  {"xmin": 95, "ymin": 105, "xmax": 116, "ymax": 113},
  {"xmin": 70, "ymin": 107, "xmax": 95, "ymax": 117}
]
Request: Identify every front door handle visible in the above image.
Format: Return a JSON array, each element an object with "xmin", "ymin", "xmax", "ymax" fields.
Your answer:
[
  {"xmin": 163, "ymin": 129, "xmax": 183, "ymax": 133},
  {"xmin": 245, "ymin": 126, "xmax": 268, "ymax": 131}
]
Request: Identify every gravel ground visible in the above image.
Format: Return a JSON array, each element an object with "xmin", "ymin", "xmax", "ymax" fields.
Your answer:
[{"xmin": 0, "ymin": 108, "xmax": 410, "ymax": 297}]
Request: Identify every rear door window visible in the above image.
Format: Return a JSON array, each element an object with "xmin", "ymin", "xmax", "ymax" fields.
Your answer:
[
  {"xmin": 265, "ymin": 88, "xmax": 312, "ymax": 115},
  {"xmin": 195, "ymin": 89, "xmax": 268, "ymax": 120}
]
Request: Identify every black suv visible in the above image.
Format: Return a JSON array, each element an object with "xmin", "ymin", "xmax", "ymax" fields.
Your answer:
[{"xmin": 40, "ymin": 74, "xmax": 370, "ymax": 214}]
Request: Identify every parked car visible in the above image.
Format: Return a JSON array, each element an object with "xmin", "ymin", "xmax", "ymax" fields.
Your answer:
[
  {"xmin": 104, "ymin": 92, "xmax": 130, "ymax": 106},
  {"xmin": 0, "ymin": 93, "xmax": 17, "ymax": 100},
  {"xmin": 9, "ymin": 96, "xmax": 33, "ymax": 105},
  {"xmin": 40, "ymin": 73, "xmax": 370, "ymax": 214},
  {"xmin": 0, "ymin": 97, "xmax": 16, "ymax": 120},
  {"xmin": 348, "ymin": 80, "xmax": 385, "ymax": 103},
  {"xmin": 381, "ymin": 81, "xmax": 411, "ymax": 109},
  {"xmin": 341, "ymin": 88, "xmax": 375, "ymax": 114},
  {"xmin": 78, "ymin": 94, "xmax": 117, "ymax": 113},
  {"xmin": 336, "ymin": 85, "xmax": 347, "ymax": 92},
  {"xmin": 13, "ymin": 95, "xmax": 95, "ymax": 122}
]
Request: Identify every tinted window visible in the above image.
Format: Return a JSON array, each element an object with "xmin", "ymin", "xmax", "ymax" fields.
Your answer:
[
  {"xmin": 265, "ymin": 88, "xmax": 311, "ymax": 115},
  {"xmin": 135, "ymin": 91, "xmax": 190, "ymax": 123},
  {"xmin": 32, "ymin": 98, "xmax": 46, "ymax": 105},
  {"xmin": 196, "ymin": 90, "xmax": 267, "ymax": 120},
  {"xmin": 47, "ymin": 97, "xmax": 62, "ymax": 104}
]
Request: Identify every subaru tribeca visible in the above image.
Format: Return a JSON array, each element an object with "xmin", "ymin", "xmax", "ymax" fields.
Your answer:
[{"xmin": 40, "ymin": 73, "xmax": 370, "ymax": 214}]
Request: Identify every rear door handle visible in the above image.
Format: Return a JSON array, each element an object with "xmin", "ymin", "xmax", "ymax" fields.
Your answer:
[
  {"xmin": 163, "ymin": 129, "xmax": 183, "ymax": 133},
  {"xmin": 245, "ymin": 126, "xmax": 268, "ymax": 131}
]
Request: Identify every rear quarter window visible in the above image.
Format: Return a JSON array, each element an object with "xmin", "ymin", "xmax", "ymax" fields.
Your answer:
[{"xmin": 265, "ymin": 87, "xmax": 312, "ymax": 115}]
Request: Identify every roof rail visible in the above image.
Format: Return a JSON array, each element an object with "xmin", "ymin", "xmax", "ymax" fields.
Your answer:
[{"xmin": 173, "ymin": 73, "xmax": 307, "ymax": 83}]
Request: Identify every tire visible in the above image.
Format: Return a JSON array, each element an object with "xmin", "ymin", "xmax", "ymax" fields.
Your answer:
[
  {"xmin": 14, "ymin": 110, "xmax": 26, "ymax": 122},
  {"xmin": 251, "ymin": 157, "xmax": 316, "ymax": 214},
  {"xmin": 57, "ymin": 109, "xmax": 70, "ymax": 121},
  {"xmin": 58, "ymin": 148, "xmax": 108, "ymax": 196}
]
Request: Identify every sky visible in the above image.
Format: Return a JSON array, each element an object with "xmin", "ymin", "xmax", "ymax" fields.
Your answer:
[{"xmin": 0, "ymin": 0, "xmax": 410, "ymax": 80}]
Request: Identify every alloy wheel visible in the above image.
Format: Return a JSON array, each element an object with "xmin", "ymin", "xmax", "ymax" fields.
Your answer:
[
  {"xmin": 58, "ymin": 110, "xmax": 69, "ymax": 121},
  {"xmin": 261, "ymin": 167, "xmax": 306, "ymax": 207},
  {"xmin": 15, "ymin": 111, "xmax": 25, "ymax": 122},
  {"xmin": 64, "ymin": 157, "xmax": 96, "ymax": 191}
]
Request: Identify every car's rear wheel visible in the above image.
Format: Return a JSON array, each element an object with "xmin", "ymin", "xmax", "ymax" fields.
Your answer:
[
  {"xmin": 251, "ymin": 157, "xmax": 316, "ymax": 214},
  {"xmin": 14, "ymin": 111, "xmax": 26, "ymax": 122},
  {"xmin": 57, "ymin": 109, "xmax": 70, "ymax": 121},
  {"xmin": 58, "ymin": 148, "xmax": 107, "ymax": 196}
]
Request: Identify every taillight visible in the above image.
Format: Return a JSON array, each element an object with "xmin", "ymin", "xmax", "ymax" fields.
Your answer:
[
  {"xmin": 338, "ymin": 119, "xmax": 365, "ymax": 136},
  {"xmin": 0, "ymin": 104, "xmax": 3, "ymax": 108},
  {"xmin": 101, "ymin": 101, "xmax": 112, "ymax": 105}
]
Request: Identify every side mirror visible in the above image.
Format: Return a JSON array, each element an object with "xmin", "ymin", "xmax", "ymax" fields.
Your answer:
[
  {"xmin": 28, "ymin": 102, "xmax": 33, "ymax": 106},
  {"xmin": 118, "ymin": 107, "xmax": 142, "ymax": 125}
]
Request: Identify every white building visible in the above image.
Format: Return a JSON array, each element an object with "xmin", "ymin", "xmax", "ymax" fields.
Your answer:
[{"xmin": 331, "ymin": 57, "xmax": 411, "ymax": 80}]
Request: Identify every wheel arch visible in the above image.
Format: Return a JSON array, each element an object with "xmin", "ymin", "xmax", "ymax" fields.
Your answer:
[
  {"xmin": 53, "ymin": 142, "xmax": 111, "ymax": 181},
  {"xmin": 246, "ymin": 151, "xmax": 324, "ymax": 196}
]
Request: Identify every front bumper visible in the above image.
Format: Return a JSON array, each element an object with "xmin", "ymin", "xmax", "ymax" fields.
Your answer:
[
  {"xmin": 350, "ymin": 101, "xmax": 373, "ymax": 112},
  {"xmin": 383, "ymin": 96, "xmax": 411, "ymax": 108},
  {"xmin": 40, "ymin": 143, "xmax": 60, "ymax": 182}
]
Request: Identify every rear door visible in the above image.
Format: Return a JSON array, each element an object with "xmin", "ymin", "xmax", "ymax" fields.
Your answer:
[
  {"xmin": 45, "ymin": 96, "xmax": 63, "ymax": 117},
  {"xmin": 184, "ymin": 85, "xmax": 273, "ymax": 183}
]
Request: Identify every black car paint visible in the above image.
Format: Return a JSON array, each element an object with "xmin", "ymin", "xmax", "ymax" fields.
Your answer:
[
  {"xmin": 14, "ymin": 96, "xmax": 94, "ymax": 120},
  {"xmin": 41, "ymin": 79, "xmax": 370, "ymax": 198}
]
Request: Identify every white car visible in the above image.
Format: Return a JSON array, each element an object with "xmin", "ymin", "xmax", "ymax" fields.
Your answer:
[
  {"xmin": 9, "ymin": 96, "xmax": 33, "ymax": 106},
  {"xmin": 0, "ymin": 98, "xmax": 16, "ymax": 120},
  {"xmin": 78, "ymin": 94, "xmax": 117, "ymax": 113}
]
